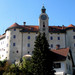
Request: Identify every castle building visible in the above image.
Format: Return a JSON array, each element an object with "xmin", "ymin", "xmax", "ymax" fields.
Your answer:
[{"xmin": 0, "ymin": 6, "xmax": 75, "ymax": 72}]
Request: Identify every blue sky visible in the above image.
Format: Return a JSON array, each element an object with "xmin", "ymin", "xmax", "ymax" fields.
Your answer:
[{"xmin": 0, "ymin": 0, "xmax": 75, "ymax": 34}]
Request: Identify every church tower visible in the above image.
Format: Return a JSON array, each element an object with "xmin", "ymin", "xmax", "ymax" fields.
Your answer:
[{"xmin": 39, "ymin": 6, "xmax": 49, "ymax": 41}]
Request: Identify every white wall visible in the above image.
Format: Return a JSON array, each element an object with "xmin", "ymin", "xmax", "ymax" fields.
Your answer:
[
  {"xmin": 6, "ymin": 28, "xmax": 38, "ymax": 63},
  {"xmin": 0, "ymin": 37, "xmax": 6, "ymax": 60},
  {"xmin": 22, "ymin": 32, "xmax": 38, "ymax": 55},
  {"xmin": 66, "ymin": 29, "xmax": 75, "ymax": 64},
  {"xmin": 54, "ymin": 53, "xmax": 73, "ymax": 75},
  {"xmin": 49, "ymin": 33, "xmax": 66, "ymax": 49}
]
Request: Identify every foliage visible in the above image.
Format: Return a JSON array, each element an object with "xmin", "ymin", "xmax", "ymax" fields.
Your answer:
[
  {"xmin": 3, "ymin": 57, "xmax": 32, "ymax": 75},
  {"xmin": 31, "ymin": 33, "xmax": 55, "ymax": 75},
  {"xmin": 0, "ymin": 60, "xmax": 9, "ymax": 75},
  {"xmin": 19, "ymin": 57, "xmax": 33, "ymax": 75}
]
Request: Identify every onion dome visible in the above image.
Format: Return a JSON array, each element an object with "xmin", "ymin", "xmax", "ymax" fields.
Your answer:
[
  {"xmin": 68, "ymin": 24, "xmax": 74, "ymax": 27},
  {"xmin": 6, "ymin": 23, "xmax": 23, "ymax": 31},
  {"xmin": 41, "ymin": 6, "xmax": 46, "ymax": 13}
]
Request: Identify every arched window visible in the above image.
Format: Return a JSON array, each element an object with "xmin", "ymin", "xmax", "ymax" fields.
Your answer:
[{"xmin": 43, "ymin": 22, "xmax": 45, "ymax": 27}]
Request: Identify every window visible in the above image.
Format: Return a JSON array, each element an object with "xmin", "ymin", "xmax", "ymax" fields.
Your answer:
[
  {"xmin": 7, "ymin": 44, "xmax": 8, "ymax": 47},
  {"xmin": 13, "ymin": 43, "xmax": 16, "ymax": 46},
  {"xmin": 4, "ymin": 49, "xmax": 5, "ymax": 51},
  {"xmin": 51, "ymin": 44, "xmax": 53, "ymax": 48},
  {"xmin": 43, "ymin": 25, "xmax": 45, "ymax": 27},
  {"xmin": 56, "ymin": 44, "xmax": 60, "ymax": 48},
  {"xmin": 28, "ymin": 36, "xmax": 30, "ymax": 39},
  {"xmin": 14, "ymin": 29, "xmax": 16, "ymax": 31},
  {"xmin": 13, "ymin": 35, "xmax": 16, "ymax": 38},
  {"xmin": 16, "ymin": 50, "xmax": 18, "ymax": 53},
  {"xmin": 58, "ymin": 37, "xmax": 60, "ymax": 40},
  {"xmin": 50, "ymin": 36, "xmax": 53, "ymax": 40},
  {"xmin": 28, "ymin": 51, "xmax": 30, "ymax": 54},
  {"xmin": 73, "ymin": 36, "xmax": 75, "ymax": 39},
  {"xmin": 2, "ymin": 55, "xmax": 4, "ymax": 57},
  {"xmin": 54, "ymin": 63, "xmax": 61, "ymax": 68},
  {"xmin": 43, "ymin": 22, "xmax": 45, "ymax": 27},
  {"xmin": 27, "ymin": 43, "xmax": 30, "ymax": 47}
]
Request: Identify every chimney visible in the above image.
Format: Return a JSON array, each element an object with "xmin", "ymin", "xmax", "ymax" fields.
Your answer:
[
  {"xmin": 56, "ymin": 45, "xmax": 60, "ymax": 50},
  {"xmin": 23, "ymin": 22, "xmax": 26, "ymax": 26},
  {"xmin": 62, "ymin": 25, "xmax": 64, "ymax": 29}
]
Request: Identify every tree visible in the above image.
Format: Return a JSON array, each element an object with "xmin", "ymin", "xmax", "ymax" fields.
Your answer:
[
  {"xmin": 0, "ymin": 60, "xmax": 8, "ymax": 75},
  {"xmin": 31, "ymin": 33, "xmax": 55, "ymax": 75},
  {"xmin": 19, "ymin": 57, "xmax": 33, "ymax": 75},
  {"xmin": 3, "ymin": 57, "xmax": 33, "ymax": 75}
]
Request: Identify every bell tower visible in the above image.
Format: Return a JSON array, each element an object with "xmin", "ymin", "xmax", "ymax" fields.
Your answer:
[{"xmin": 39, "ymin": 6, "xmax": 49, "ymax": 40}]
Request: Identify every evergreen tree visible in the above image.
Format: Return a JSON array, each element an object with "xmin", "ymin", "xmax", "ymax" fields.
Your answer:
[{"xmin": 31, "ymin": 33, "xmax": 55, "ymax": 75}]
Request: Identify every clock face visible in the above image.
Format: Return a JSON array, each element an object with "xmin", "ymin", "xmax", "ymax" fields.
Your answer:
[{"xmin": 41, "ymin": 15, "xmax": 47, "ymax": 20}]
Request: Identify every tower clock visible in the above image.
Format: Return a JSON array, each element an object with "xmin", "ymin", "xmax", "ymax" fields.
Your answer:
[{"xmin": 39, "ymin": 6, "xmax": 49, "ymax": 41}]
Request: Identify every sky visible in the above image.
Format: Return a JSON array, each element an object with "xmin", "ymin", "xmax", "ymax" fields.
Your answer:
[{"xmin": 0, "ymin": 0, "xmax": 75, "ymax": 34}]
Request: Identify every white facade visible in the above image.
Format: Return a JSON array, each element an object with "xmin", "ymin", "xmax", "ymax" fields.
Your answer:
[
  {"xmin": 54, "ymin": 53, "xmax": 73, "ymax": 75},
  {"xmin": 0, "ymin": 6, "xmax": 74, "ymax": 74}
]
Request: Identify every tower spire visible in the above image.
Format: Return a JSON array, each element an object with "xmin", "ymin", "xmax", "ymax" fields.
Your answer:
[{"xmin": 41, "ymin": 6, "xmax": 46, "ymax": 13}]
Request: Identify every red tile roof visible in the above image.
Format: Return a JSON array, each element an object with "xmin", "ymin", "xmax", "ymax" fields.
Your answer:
[
  {"xmin": 23, "ymin": 25, "xmax": 39, "ymax": 30},
  {"xmin": 68, "ymin": 24, "xmax": 74, "ymax": 27},
  {"xmin": 5, "ymin": 22, "xmax": 75, "ymax": 32},
  {"xmin": 9, "ymin": 23, "xmax": 19, "ymax": 27},
  {"xmin": 49, "ymin": 26, "xmax": 67, "ymax": 30},
  {"xmin": 0, "ymin": 33, "xmax": 6, "ymax": 39},
  {"xmin": 51, "ymin": 48, "xmax": 69, "ymax": 57},
  {"xmin": 6, "ymin": 23, "xmax": 24, "ymax": 31}
]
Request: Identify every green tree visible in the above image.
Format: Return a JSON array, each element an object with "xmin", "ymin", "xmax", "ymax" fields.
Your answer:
[
  {"xmin": 31, "ymin": 33, "xmax": 55, "ymax": 75},
  {"xmin": 3, "ymin": 63, "xmax": 20, "ymax": 75},
  {"xmin": 3, "ymin": 57, "xmax": 33, "ymax": 75},
  {"xmin": 0, "ymin": 60, "xmax": 7, "ymax": 75},
  {"xmin": 19, "ymin": 57, "xmax": 33, "ymax": 75}
]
